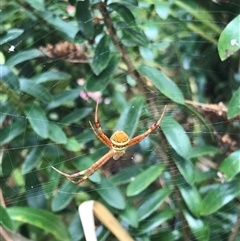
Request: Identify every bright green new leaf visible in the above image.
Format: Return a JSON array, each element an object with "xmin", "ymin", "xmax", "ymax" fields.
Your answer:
[
  {"xmin": 183, "ymin": 210, "xmax": 210, "ymax": 241},
  {"xmin": 138, "ymin": 65, "xmax": 184, "ymax": 104},
  {"xmin": 218, "ymin": 15, "xmax": 240, "ymax": 61},
  {"xmin": 0, "ymin": 205, "xmax": 13, "ymax": 231},
  {"xmin": 200, "ymin": 180, "xmax": 240, "ymax": 216},
  {"xmin": 96, "ymin": 178, "xmax": 126, "ymax": 210},
  {"xmin": 137, "ymin": 188, "xmax": 172, "ymax": 221},
  {"xmin": 115, "ymin": 96, "xmax": 145, "ymax": 138},
  {"xmin": 6, "ymin": 49, "xmax": 45, "ymax": 67},
  {"xmin": 127, "ymin": 164, "xmax": 165, "ymax": 196},
  {"xmin": 161, "ymin": 116, "xmax": 191, "ymax": 159},
  {"xmin": 227, "ymin": 87, "xmax": 240, "ymax": 119},
  {"xmin": 155, "ymin": 2, "xmax": 171, "ymax": 20},
  {"xmin": 24, "ymin": 103, "xmax": 49, "ymax": 139},
  {"xmin": 219, "ymin": 150, "xmax": 240, "ymax": 180},
  {"xmin": 7, "ymin": 207, "xmax": 70, "ymax": 241},
  {"xmin": 91, "ymin": 35, "xmax": 110, "ymax": 75}
]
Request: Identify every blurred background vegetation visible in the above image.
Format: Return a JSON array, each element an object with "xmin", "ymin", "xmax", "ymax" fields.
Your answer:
[{"xmin": 1, "ymin": 0, "xmax": 240, "ymax": 240}]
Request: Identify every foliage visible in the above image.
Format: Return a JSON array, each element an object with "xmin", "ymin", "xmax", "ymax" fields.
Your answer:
[{"xmin": 1, "ymin": 0, "xmax": 240, "ymax": 241}]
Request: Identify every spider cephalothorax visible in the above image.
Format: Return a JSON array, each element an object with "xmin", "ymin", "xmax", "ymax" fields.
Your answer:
[{"xmin": 52, "ymin": 103, "xmax": 167, "ymax": 184}]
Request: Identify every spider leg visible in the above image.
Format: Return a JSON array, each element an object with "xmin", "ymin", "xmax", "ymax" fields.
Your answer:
[
  {"xmin": 128, "ymin": 105, "xmax": 167, "ymax": 146},
  {"xmin": 51, "ymin": 150, "xmax": 115, "ymax": 184}
]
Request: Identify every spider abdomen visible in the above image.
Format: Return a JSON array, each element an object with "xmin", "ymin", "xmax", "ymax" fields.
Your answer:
[{"xmin": 110, "ymin": 130, "xmax": 130, "ymax": 152}]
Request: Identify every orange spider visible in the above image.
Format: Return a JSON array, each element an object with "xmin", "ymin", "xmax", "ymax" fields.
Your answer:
[{"xmin": 52, "ymin": 103, "xmax": 167, "ymax": 184}]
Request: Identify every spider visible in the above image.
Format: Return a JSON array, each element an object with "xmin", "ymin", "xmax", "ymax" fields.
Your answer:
[{"xmin": 52, "ymin": 103, "xmax": 167, "ymax": 184}]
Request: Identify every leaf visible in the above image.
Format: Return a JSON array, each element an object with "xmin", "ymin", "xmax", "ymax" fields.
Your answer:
[
  {"xmin": 21, "ymin": 148, "xmax": 43, "ymax": 174},
  {"xmin": 31, "ymin": 71, "xmax": 71, "ymax": 84},
  {"xmin": 48, "ymin": 123, "xmax": 67, "ymax": 144},
  {"xmin": 25, "ymin": 0, "xmax": 45, "ymax": 11},
  {"xmin": 0, "ymin": 205, "xmax": 14, "ymax": 231},
  {"xmin": 7, "ymin": 207, "xmax": 70, "ymax": 241},
  {"xmin": 0, "ymin": 64, "xmax": 20, "ymax": 91},
  {"xmin": 86, "ymin": 54, "xmax": 120, "ymax": 92},
  {"xmin": 137, "ymin": 208, "xmax": 175, "ymax": 235},
  {"xmin": 64, "ymin": 138, "xmax": 81, "ymax": 152},
  {"xmin": 161, "ymin": 116, "xmax": 191, "ymax": 159},
  {"xmin": 38, "ymin": 11, "xmax": 77, "ymax": 40},
  {"xmin": 61, "ymin": 107, "xmax": 92, "ymax": 125},
  {"xmin": 170, "ymin": 150, "xmax": 195, "ymax": 185},
  {"xmin": 0, "ymin": 29, "xmax": 24, "ymax": 45},
  {"xmin": 75, "ymin": 0, "xmax": 94, "ymax": 39},
  {"xmin": 47, "ymin": 89, "xmax": 80, "ymax": 110},
  {"xmin": 138, "ymin": 65, "xmax": 184, "ymax": 104},
  {"xmin": 200, "ymin": 180, "xmax": 240, "ymax": 216},
  {"xmin": 227, "ymin": 87, "xmax": 240, "ymax": 119},
  {"xmin": 127, "ymin": 163, "xmax": 165, "ymax": 196},
  {"xmin": 19, "ymin": 78, "xmax": 52, "ymax": 103},
  {"xmin": 24, "ymin": 103, "xmax": 49, "ymax": 139},
  {"xmin": 115, "ymin": 96, "xmax": 145, "ymax": 138},
  {"xmin": 219, "ymin": 150, "xmax": 240, "ymax": 181},
  {"xmin": 2, "ymin": 150, "xmax": 19, "ymax": 177},
  {"xmin": 109, "ymin": 3, "xmax": 136, "ymax": 26},
  {"xmin": 0, "ymin": 120, "xmax": 26, "ymax": 146},
  {"xmin": 96, "ymin": 178, "xmax": 125, "ymax": 210},
  {"xmin": 91, "ymin": 35, "xmax": 111, "ymax": 75},
  {"xmin": 137, "ymin": 188, "xmax": 172, "ymax": 221},
  {"xmin": 155, "ymin": 2, "xmax": 171, "ymax": 20},
  {"xmin": 189, "ymin": 145, "xmax": 220, "ymax": 158},
  {"xmin": 183, "ymin": 210, "xmax": 210, "ymax": 241},
  {"xmin": 6, "ymin": 49, "xmax": 45, "ymax": 67},
  {"xmin": 117, "ymin": 21, "xmax": 149, "ymax": 47},
  {"xmin": 51, "ymin": 181, "xmax": 79, "ymax": 212},
  {"xmin": 177, "ymin": 176, "xmax": 201, "ymax": 216},
  {"xmin": 218, "ymin": 15, "xmax": 240, "ymax": 61},
  {"xmin": 0, "ymin": 102, "xmax": 12, "ymax": 126},
  {"xmin": 119, "ymin": 204, "xmax": 139, "ymax": 228}
]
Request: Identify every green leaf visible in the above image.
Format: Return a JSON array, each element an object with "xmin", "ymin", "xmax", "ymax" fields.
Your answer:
[
  {"xmin": 120, "ymin": 204, "xmax": 139, "ymax": 228},
  {"xmin": 138, "ymin": 65, "xmax": 184, "ymax": 104},
  {"xmin": 47, "ymin": 89, "xmax": 80, "ymax": 110},
  {"xmin": 86, "ymin": 54, "xmax": 120, "ymax": 92},
  {"xmin": 200, "ymin": 180, "xmax": 240, "ymax": 216},
  {"xmin": 0, "ymin": 205, "xmax": 14, "ymax": 231},
  {"xmin": 161, "ymin": 116, "xmax": 191, "ymax": 159},
  {"xmin": 31, "ymin": 71, "xmax": 71, "ymax": 84},
  {"xmin": 137, "ymin": 208, "xmax": 175, "ymax": 235},
  {"xmin": 96, "ymin": 178, "xmax": 125, "ymax": 210},
  {"xmin": 0, "ymin": 64, "xmax": 20, "ymax": 91},
  {"xmin": 117, "ymin": 21, "xmax": 148, "ymax": 47},
  {"xmin": 6, "ymin": 49, "xmax": 45, "ymax": 67},
  {"xmin": 127, "ymin": 163, "xmax": 165, "ymax": 196},
  {"xmin": 38, "ymin": 11, "xmax": 77, "ymax": 40},
  {"xmin": 25, "ymin": 0, "xmax": 45, "ymax": 11},
  {"xmin": 0, "ymin": 120, "xmax": 26, "ymax": 146},
  {"xmin": 61, "ymin": 107, "xmax": 92, "ymax": 125},
  {"xmin": 137, "ymin": 188, "xmax": 172, "ymax": 221},
  {"xmin": 24, "ymin": 103, "xmax": 49, "ymax": 139},
  {"xmin": 0, "ymin": 102, "xmax": 12, "ymax": 126},
  {"xmin": 7, "ymin": 207, "xmax": 70, "ymax": 241},
  {"xmin": 0, "ymin": 4, "xmax": 18, "ymax": 22},
  {"xmin": 171, "ymin": 150, "xmax": 195, "ymax": 185},
  {"xmin": 48, "ymin": 123, "xmax": 67, "ymax": 144},
  {"xmin": 115, "ymin": 96, "xmax": 145, "ymax": 138},
  {"xmin": 21, "ymin": 147, "xmax": 42, "ymax": 174},
  {"xmin": 2, "ymin": 150, "xmax": 18, "ymax": 177},
  {"xmin": 109, "ymin": 3, "xmax": 136, "ymax": 26},
  {"xmin": 64, "ymin": 138, "xmax": 81, "ymax": 152},
  {"xmin": 219, "ymin": 150, "xmax": 240, "ymax": 181},
  {"xmin": 177, "ymin": 176, "xmax": 201, "ymax": 216},
  {"xmin": 91, "ymin": 35, "xmax": 110, "ymax": 75},
  {"xmin": 189, "ymin": 145, "xmax": 220, "ymax": 158},
  {"xmin": 20, "ymin": 78, "xmax": 52, "ymax": 103},
  {"xmin": 0, "ymin": 29, "xmax": 24, "ymax": 45},
  {"xmin": 155, "ymin": 2, "xmax": 171, "ymax": 20},
  {"xmin": 227, "ymin": 87, "xmax": 240, "ymax": 119},
  {"xmin": 51, "ymin": 181, "xmax": 79, "ymax": 212},
  {"xmin": 218, "ymin": 15, "xmax": 240, "ymax": 61},
  {"xmin": 75, "ymin": 0, "xmax": 94, "ymax": 39},
  {"xmin": 183, "ymin": 210, "xmax": 210, "ymax": 241}
]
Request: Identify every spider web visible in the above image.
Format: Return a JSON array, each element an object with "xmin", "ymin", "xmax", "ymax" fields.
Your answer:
[{"xmin": 1, "ymin": 1, "xmax": 240, "ymax": 241}]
